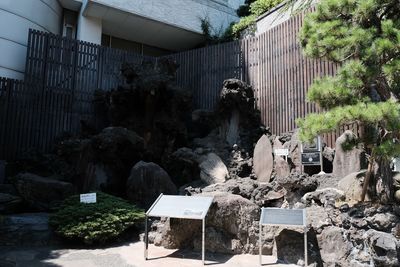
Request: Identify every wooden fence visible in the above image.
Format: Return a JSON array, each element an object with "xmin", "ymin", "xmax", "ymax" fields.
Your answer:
[
  {"xmin": 168, "ymin": 11, "xmax": 349, "ymax": 147},
  {"xmin": 1, "ymin": 11, "xmax": 353, "ymax": 159},
  {"xmin": 0, "ymin": 30, "xmax": 156, "ymax": 159}
]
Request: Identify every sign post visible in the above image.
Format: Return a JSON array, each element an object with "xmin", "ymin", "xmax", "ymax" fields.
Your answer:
[
  {"xmin": 301, "ymin": 136, "xmax": 325, "ymax": 174},
  {"xmin": 259, "ymin": 208, "xmax": 307, "ymax": 266},
  {"xmin": 145, "ymin": 194, "xmax": 214, "ymax": 265}
]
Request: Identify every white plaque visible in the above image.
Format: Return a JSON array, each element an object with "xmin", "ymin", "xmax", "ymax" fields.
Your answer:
[
  {"xmin": 146, "ymin": 194, "xmax": 213, "ymax": 220},
  {"xmin": 80, "ymin": 193, "xmax": 97, "ymax": 203},
  {"xmin": 260, "ymin": 207, "xmax": 306, "ymax": 227},
  {"xmin": 274, "ymin": 149, "xmax": 289, "ymax": 157}
]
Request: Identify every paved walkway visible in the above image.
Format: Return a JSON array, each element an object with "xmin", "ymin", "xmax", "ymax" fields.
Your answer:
[{"xmin": 0, "ymin": 242, "xmax": 298, "ymax": 267}]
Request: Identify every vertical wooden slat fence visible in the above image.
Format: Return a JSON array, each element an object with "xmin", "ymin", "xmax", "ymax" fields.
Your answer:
[
  {"xmin": 1, "ymin": 10, "xmax": 360, "ymax": 159},
  {"xmin": 167, "ymin": 10, "xmax": 352, "ymax": 148}
]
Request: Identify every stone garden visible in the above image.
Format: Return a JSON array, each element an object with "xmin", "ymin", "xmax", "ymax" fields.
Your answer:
[{"xmin": 0, "ymin": 57, "xmax": 399, "ymax": 266}]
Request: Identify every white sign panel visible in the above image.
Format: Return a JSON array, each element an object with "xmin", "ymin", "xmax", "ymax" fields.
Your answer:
[
  {"xmin": 274, "ymin": 149, "xmax": 289, "ymax": 156},
  {"xmin": 146, "ymin": 194, "xmax": 214, "ymax": 220},
  {"xmin": 80, "ymin": 193, "xmax": 97, "ymax": 204},
  {"xmin": 260, "ymin": 207, "xmax": 306, "ymax": 226}
]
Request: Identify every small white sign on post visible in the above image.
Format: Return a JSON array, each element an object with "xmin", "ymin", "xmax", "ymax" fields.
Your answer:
[
  {"xmin": 274, "ymin": 149, "xmax": 289, "ymax": 161},
  {"xmin": 80, "ymin": 193, "xmax": 97, "ymax": 203},
  {"xmin": 259, "ymin": 208, "xmax": 307, "ymax": 266}
]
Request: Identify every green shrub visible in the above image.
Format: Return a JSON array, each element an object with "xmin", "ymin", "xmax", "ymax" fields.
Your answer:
[
  {"xmin": 231, "ymin": 0, "xmax": 283, "ymax": 37},
  {"xmin": 50, "ymin": 192, "xmax": 145, "ymax": 245},
  {"xmin": 232, "ymin": 15, "xmax": 257, "ymax": 36}
]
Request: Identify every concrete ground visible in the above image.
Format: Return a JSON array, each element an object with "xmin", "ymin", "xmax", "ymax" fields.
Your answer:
[{"xmin": 0, "ymin": 242, "xmax": 298, "ymax": 267}]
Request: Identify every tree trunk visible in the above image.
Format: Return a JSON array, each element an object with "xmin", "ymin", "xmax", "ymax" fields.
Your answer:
[
  {"xmin": 361, "ymin": 159, "xmax": 374, "ymax": 202},
  {"xmin": 376, "ymin": 158, "xmax": 394, "ymax": 203}
]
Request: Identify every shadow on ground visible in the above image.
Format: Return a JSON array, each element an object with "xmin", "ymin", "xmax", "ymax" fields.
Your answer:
[{"xmin": 147, "ymin": 248, "xmax": 234, "ymax": 265}]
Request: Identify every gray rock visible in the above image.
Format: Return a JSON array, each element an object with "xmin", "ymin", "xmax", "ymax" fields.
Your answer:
[
  {"xmin": 0, "ymin": 184, "xmax": 17, "ymax": 195},
  {"xmin": 251, "ymin": 183, "xmax": 286, "ymax": 207},
  {"xmin": 306, "ymin": 205, "xmax": 332, "ymax": 232},
  {"xmin": 126, "ymin": 161, "xmax": 177, "ymax": 208},
  {"xmin": 395, "ymin": 190, "xmax": 400, "ymax": 202},
  {"xmin": 201, "ymin": 177, "xmax": 257, "ymax": 200},
  {"xmin": 13, "ymin": 173, "xmax": 74, "ymax": 211},
  {"xmin": 275, "ymin": 229, "xmax": 322, "ymax": 266},
  {"xmin": 363, "ymin": 229, "xmax": 400, "ymax": 266},
  {"xmin": 0, "ymin": 193, "xmax": 22, "ymax": 214},
  {"xmin": 274, "ymin": 157, "xmax": 290, "ymax": 179},
  {"xmin": 318, "ymin": 226, "xmax": 351, "ymax": 265},
  {"xmin": 253, "ymin": 135, "xmax": 273, "ymax": 182},
  {"xmin": 333, "ymin": 131, "xmax": 365, "ymax": 178},
  {"xmin": 199, "ymin": 153, "xmax": 229, "ymax": 184},
  {"xmin": 164, "ymin": 147, "xmax": 201, "ymax": 186},
  {"xmin": 338, "ymin": 171, "xmax": 370, "ymax": 202},
  {"xmin": 275, "ymin": 173, "xmax": 318, "ymax": 204},
  {"xmin": 367, "ymin": 213, "xmax": 399, "ymax": 231},
  {"xmin": 151, "ymin": 192, "xmax": 260, "ymax": 254},
  {"xmin": 0, "ymin": 213, "xmax": 58, "ymax": 246},
  {"xmin": 273, "ymin": 136, "xmax": 284, "ymax": 149},
  {"xmin": 301, "ymin": 188, "xmax": 345, "ymax": 208},
  {"xmin": 322, "ymin": 146, "xmax": 335, "ymax": 162},
  {"xmin": 284, "ymin": 129, "xmax": 301, "ymax": 172}
]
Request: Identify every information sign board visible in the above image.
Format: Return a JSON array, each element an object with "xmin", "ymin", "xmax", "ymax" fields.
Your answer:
[
  {"xmin": 145, "ymin": 194, "xmax": 214, "ymax": 265},
  {"xmin": 259, "ymin": 208, "xmax": 307, "ymax": 266},
  {"xmin": 301, "ymin": 152, "xmax": 321, "ymax": 166},
  {"xmin": 260, "ymin": 207, "xmax": 305, "ymax": 227},
  {"xmin": 80, "ymin": 193, "xmax": 96, "ymax": 203}
]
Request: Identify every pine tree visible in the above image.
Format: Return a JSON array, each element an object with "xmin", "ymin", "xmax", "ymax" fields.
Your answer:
[{"xmin": 297, "ymin": 0, "xmax": 400, "ymax": 202}]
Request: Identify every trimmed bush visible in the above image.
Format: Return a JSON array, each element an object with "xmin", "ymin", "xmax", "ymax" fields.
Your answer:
[{"xmin": 50, "ymin": 192, "xmax": 145, "ymax": 245}]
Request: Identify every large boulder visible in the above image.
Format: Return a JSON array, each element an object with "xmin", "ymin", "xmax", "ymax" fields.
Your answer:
[
  {"xmin": 275, "ymin": 173, "xmax": 318, "ymax": 204},
  {"xmin": 363, "ymin": 229, "xmax": 400, "ymax": 266},
  {"xmin": 0, "ymin": 213, "xmax": 58, "ymax": 246},
  {"xmin": 333, "ymin": 131, "xmax": 365, "ymax": 178},
  {"xmin": 275, "ymin": 229, "xmax": 322, "ymax": 266},
  {"xmin": 283, "ymin": 130, "xmax": 301, "ymax": 172},
  {"xmin": 216, "ymin": 79, "xmax": 264, "ymax": 152},
  {"xmin": 338, "ymin": 171, "xmax": 370, "ymax": 202},
  {"xmin": 301, "ymin": 188, "xmax": 345, "ymax": 208},
  {"xmin": 13, "ymin": 173, "xmax": 74, "ymax": 211},
  {"xmin": 199, "ymin": 153, "xmax": 229, "ymax": 184},
  {"xmin": 274, "ymin": 157, "xmax": 290, "ymax": 179},
  {"xmin": 201, "ymin": 177, "xmax": 257, "ymax": 200},
  {"xmin": 126, "ymin": 161, "xmax": 177, "ymax": 208},
  {"xmin": 163, "ymin": 147, "xmax": 201, "ymax": 187},
  {"xmin": 317, "ymin": 226, "xmax": 351, "ymax": 265},
  {"xmin": 0, "ymin": 193, "xmax": 22, "ymax": 214},
  {"xmin": 151, "ymin": 192, "xmax": 261, "ymax": 254},
  {"xmin": 253, "ymin": 135, "xmax": 273, "ymax": 182}
]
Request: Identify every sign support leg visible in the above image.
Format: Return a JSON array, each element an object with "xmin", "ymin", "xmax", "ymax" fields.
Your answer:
[
  {"xmin": 202, "ymin": 218, "xmax": 205, "ymax": 265},
  {"xmin": 304, "ymin": 228, "xmax": 308, "ymax": 266},
  {"xmin": 259, "ymin": 224, "xmax": 262, "ymax": 266},
  {"xmin": 144, "ymin": 215, "xmax": 149, "ymax": 260}
]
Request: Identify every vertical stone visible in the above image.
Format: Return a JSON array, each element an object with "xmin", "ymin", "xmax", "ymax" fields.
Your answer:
[
  {"xmin": 333, "ymin": 130, "xmax": 364, "ymax": 178},
  {"xmin": 253, "ymin": 135, "xmax": 273, "ymax": 182}
]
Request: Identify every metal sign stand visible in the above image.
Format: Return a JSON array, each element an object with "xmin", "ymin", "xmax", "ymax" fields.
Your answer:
[
  {"xmin": 259, "ymin": 208, "xmax": 307, "ymax": 266},
  {"xmin": 144, "ymin": 194, "xmax": 214, "ymax": 265}
]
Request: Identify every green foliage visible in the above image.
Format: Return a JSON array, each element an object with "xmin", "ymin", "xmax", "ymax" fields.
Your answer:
[
  {"xmin": 50, "ymin": 192, "xmax": 145, "ymax": 245},
  {"xmin": 232, "ymin": 15, "xmax": 257, "ymax": 36},
  {"xmin": 231, "ymin": 0, "xmax": 284, "ymax": 37},
  {"xmin": 298, "ymin": 0, "xmax": 400, "ymax": 164},
  {"xmin": 200, "ymin": 18, "xmax": 235, "ymax": 44},
  {"xmin": 250, "ymin": 0, "xmax": 283, "ymax": 16}
]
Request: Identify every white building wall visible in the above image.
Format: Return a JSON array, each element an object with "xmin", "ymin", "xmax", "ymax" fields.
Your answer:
[
  {"xmin": 77, "ymin": 1, "xmax": 102, "ymax": 44},
  {"xmin": 93, "ymin": 0, "xmax": 242, "ymax": 35},
  {"xmin": 0, "ymin": 0, "xmax": 62, "ymax": 79}
]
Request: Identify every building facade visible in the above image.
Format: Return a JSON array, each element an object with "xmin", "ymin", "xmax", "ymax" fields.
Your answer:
[{"xmin": 0, "ymin": 0, "xmax": 243, "ymax": 79}]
